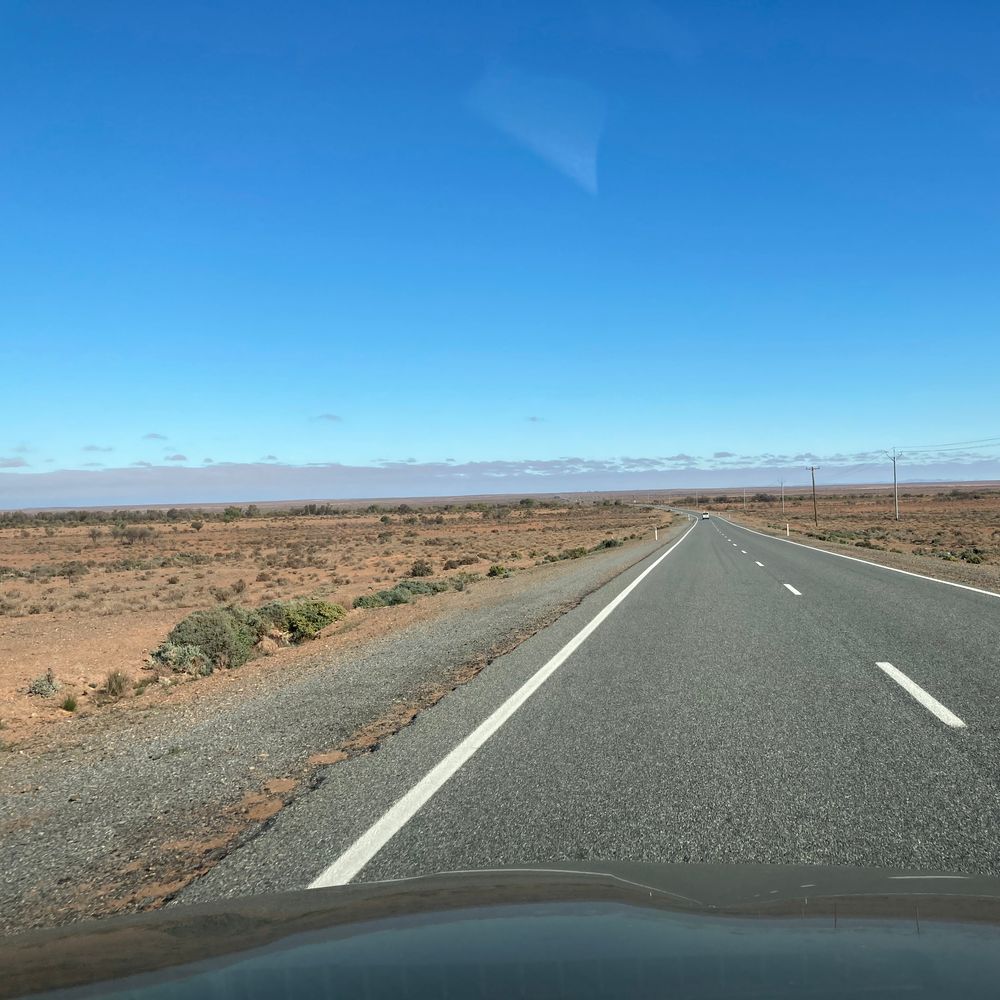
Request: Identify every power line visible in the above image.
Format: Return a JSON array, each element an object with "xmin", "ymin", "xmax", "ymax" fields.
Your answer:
[
  {"xmin": 822, "ymin": 461, "xmax": 881, "ymax": 484},
  {"xmin": 897, "ymin": 435, "xmax": 1000, "ymax": 452},
  {"xmin": 900, "ymin": 441, "xmax": 1000, "ymax": 456}
]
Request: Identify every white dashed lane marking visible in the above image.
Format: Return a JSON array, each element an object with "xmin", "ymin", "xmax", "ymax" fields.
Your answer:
[{"xmin": 876, "ymin": 662, "xmax": 966, "ymax": 729}]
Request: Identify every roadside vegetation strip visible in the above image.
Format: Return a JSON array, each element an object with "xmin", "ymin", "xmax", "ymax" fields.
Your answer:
[
  {"xmin": 352, "ymin": 575, "xmax": 475, "ymax": 609},
  {"xmin": 152, "ymin": 540, "xmax": 637, "ymax": 680}
]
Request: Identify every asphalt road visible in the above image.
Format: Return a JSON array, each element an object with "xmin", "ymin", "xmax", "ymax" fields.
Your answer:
[{"xmin": 181, "ymin": 512, "xmax": 1000, "ymax": 904}]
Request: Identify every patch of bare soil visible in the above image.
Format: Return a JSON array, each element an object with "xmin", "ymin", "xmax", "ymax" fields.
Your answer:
[{"xmin": 0, "ymin": 502, "xmax": 664, "ymax": 744}]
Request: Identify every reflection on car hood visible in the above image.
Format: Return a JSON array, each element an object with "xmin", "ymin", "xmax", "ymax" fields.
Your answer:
[{"xmin": 4, "ymin": 861, "xmax": 1000, "ymax": 999}]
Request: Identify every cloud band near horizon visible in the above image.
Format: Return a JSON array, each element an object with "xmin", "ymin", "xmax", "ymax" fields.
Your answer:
[{"xmin": 1, "ymin": 455, "xmax": 999, "ymax": 509}]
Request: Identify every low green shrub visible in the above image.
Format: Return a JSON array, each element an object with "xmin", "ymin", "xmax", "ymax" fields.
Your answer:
[
  {"xmin": 28, "ymin": 669, "xmax": 61, "ymax": 697},
  {"xmin": 397, "ymin": 579, "xmax": 449, "ymax": 596},
  {"xmin": 256, "ymin": 601, "xmax": 337, "ymax": 643},
  {"xmin": 153, "ymin": 641, "xmax": 213, "ymax": 676},
  {"xmin": 153, "ymin": 598, "xmax": 346, "ymax": 675},
  {"xmin": 282, "ymin": 598, "xmax": 346, "ymax": 641},
  {"xmin": 352, "ymin": 578, "xmax": 451, "ymax": 609},
  {"xmin": 353, "ymin": 593, "xmax": 387, "ymax": 609},
  {"xmin": 158, "ymin": 607, "xmax": 259, "ymax": 670},
  {"xmin": 380, "ymin": 586, "xmax": 413, "ymax": 605}
]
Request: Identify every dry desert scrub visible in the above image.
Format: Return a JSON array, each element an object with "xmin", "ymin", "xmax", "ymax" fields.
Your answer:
[{"xmin": 0, "ymin": 499, "xmax": 664, "ymax": 739}]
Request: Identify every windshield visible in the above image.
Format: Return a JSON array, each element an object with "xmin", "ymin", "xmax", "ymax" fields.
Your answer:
[{"xmin": 2, "ymin": 0, "xmax": 1000, "ymax": 959}]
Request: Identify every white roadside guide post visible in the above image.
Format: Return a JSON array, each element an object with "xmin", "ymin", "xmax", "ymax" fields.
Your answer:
[
  {"xmin": 654, "ymin": 527, "xmax": 658, "ymax": 541},
  {"xmin": 786, "ymin": 523, "xmax": 790, "ymax": 537}
]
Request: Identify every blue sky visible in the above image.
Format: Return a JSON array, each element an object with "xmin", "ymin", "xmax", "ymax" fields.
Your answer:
[{"xmin": 2, "ymin": 1, "xmax": 999, "ymax": 506}]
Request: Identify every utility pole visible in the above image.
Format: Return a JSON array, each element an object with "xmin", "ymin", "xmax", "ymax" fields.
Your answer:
[
  {"xmin": 886, "ymin": 449, "xmax": 900, "ymax": 521},
  {"xmin": 743, "ymin": 487, "xmax": 747, "ymax": 511},
  {"xmin": 807, "ymin": 466, "xmax": 820, "ymax": 526},
  {"xmin": 780, "ymin": 479, "xmax": 785, "ymax": 515}
]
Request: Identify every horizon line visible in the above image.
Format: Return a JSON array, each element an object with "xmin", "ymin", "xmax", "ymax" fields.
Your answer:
[{"xmin": 7, "ymin": 479, "xmax": 999, "ymax": 515}]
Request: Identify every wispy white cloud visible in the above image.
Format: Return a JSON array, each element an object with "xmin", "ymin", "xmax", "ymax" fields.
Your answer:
[
  {"xmin": 142, "ymin": 432, "xmax": 167, "ymax": 441},
  {"xmin": 468, "ymin": 62, "xmax": 607, "ymax": 194},
  {"xmin": 82, "ymin": 444, "xmax": 114, "ymax": 453},
  {"xmin": 315, "ymin": 413, "xmax": 343, "ymax": 422},
  {"xmin": 0, "ymin": 457, "xmax": 28, "ymax": 469}
]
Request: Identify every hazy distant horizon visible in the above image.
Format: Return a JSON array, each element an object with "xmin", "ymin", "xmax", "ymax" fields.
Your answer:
[{"xmin": 3, "ymin": 456, "xmax": 999, "ymax": 511}]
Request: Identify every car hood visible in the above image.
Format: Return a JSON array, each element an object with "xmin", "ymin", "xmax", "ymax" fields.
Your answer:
[{"xmin": 4, "ymin": 861, "xmax": 1000, "ymax": 998}]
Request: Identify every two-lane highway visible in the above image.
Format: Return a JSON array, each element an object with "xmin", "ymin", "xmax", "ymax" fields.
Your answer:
[
  {"xmin": 181, "ymin": 514, "xmax": 1000, "ymax": 905},
  {"xmin": 712, "ymin": 515, "xmax": 1000, "ymax": 731}
]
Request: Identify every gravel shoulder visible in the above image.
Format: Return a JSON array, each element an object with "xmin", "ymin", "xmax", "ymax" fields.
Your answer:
[{"xmin": 0, "ymin": 521, "xmax": 684, "ymax": 933}]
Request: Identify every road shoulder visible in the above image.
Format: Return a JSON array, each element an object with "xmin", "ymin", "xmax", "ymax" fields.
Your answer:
[{"xmin": 0, "ymin": 520, "xmax": 686, "ymax": 932}]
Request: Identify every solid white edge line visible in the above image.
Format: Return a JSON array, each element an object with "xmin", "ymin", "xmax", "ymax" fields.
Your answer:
[
  {"xmin": 783, "ymin": 583, "xmax": 802, "ymax": 596},
  {"xmin": 308, "ymin": 517, "xmax": 700, "ymax": 889},
  {"xmin": 715, "ymin": 515, "xmax": 1000, "ymax": 600},
  {"xmin": 876, "ymin": 661, "xmax": 967, "ymax": 729}
]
